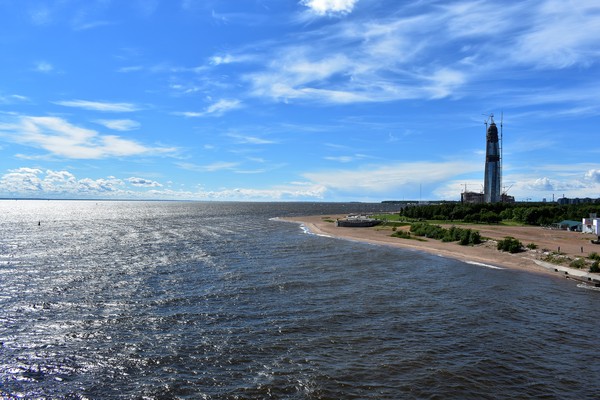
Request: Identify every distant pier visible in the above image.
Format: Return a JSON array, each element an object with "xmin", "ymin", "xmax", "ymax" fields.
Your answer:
[{"xmin": 336, "ymin": 215, "xmax": 382, "ymax": 228}]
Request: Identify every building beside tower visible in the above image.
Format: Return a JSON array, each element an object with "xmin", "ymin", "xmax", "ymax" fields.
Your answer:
[{"xmin": 483, "ymin": 116, "xmax": 501, "ymax": 203}]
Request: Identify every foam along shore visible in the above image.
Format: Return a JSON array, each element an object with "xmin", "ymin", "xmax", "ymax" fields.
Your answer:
[{"xmin": 281, "ymin": 215, "xmax": 600, "ymax": 285}]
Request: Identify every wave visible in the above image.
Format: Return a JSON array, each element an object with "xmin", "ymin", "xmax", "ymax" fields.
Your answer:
[
  {"xmin": 577, "ymin": 283, "xmax": 600, "ymax": 291},
  {"xmin": 465, "ymin": 261, "xmax": 504, "ymax": 270}
]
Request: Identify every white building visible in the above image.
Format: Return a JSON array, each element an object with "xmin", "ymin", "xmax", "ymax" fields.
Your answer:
[{"xmin": 582, "ymin": 213, "xmax": 600, "ymax": 235}]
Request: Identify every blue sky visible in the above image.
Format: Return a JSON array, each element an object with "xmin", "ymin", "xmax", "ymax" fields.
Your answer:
[{"xmin": 0, "ymin": 0, "xmax": 599, "ymax": 202}]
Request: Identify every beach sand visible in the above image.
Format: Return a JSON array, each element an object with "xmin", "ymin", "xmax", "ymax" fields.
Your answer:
[{"xmin": 283, "ymin": 215, "xmax": 600, "ymax": 282}]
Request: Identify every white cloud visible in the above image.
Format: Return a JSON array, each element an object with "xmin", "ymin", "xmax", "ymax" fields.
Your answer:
[
  {"xmin": 528, "ymin": 177, "xmax": 556, "ymax": 191},
  {"xmin": 34, "ymin": 61, "xmax": 54, "ymax": 73},
  {"xmin": 95, "ymin": 119, "xmax": 141, "ymax": 131},
  {"xmin": 585, "ymin": 169, "xmax": 600, "ymax": 183},
  {"xmin": 0, "ymin": 168, "xmax": 44, "ymax": 193},
  {"xmin": 300, "ymin": 0, "xmax": 358, "ymax": 16},
  {"xmin": 459, "ymin": 166, "xmax": 600, "ymax": 202},
  {"xmin": 0, "ymin": 165, "xmax": 329, "ymax": 200},
  {"xmin": 0, "ymin": 116, "xmax": 175, "ymax": 159},
  {"xmin": 100, "ymin": 135, "xmax": 150, "ymax": 156},
  {"xmin": 425, "ymin": 68, "xmax": 466, "ymax": 99},
  {"xmin": 210, "ymin": 54, "xmax": 247, "ymax": 65},
  {"xmin": 127, "ymin": 177, "xmax": 162, "ymax": 187},
  {"xmin": 54, "ymin": 99, "xmax": 140, "ymax": 112},
  {"xmin": 77, "ymin": 176, "xmax": 125, "ymax": 193},
  {"xmin": 0, "ymin": 168, "xmax": 126, "ymax": 197}
]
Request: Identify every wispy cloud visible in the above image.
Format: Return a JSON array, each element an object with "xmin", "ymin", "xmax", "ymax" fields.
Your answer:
[
  {"xmin": 73, "ymin": 20, "xmax": 114, "ymax": 31},
  {"xmin": 196, "ymin": 182, "xmax": 327, "ymax": 200},
  {"xmin": 117, "ymin": 65, "xmax": 144, "ymax": 73},
  {"xmin": 508, "ymin": 2, "xmax": 600, "ymax": 69},
  {"xmin": 0, "ymin": 116, "xmax": 175, "ymax": 159},
  {"xmin": 34, "ymin": 61, "xmax": 54, "ymax": 73},
  {"xmin": 209, "ymin": 53, "xmax": 255, "ymax": 66},
  {"xmin": 324, "ymin": 154, "xmax": 370, "ymax": 163},
  {"xmin": 133, "ymin": 0, "xmax": 160, "ymax": 18},
  {"xmin": 28, "ymin": 5, "xmax": 52, "ymax": 25},
  {"xmin": 304, "ymin": 160, "xmax": 480, "ymax": 194},
  {"xmin": 54, "ymin": 99, "xmax": 140, "ymax": 112},
  {"xmin": 175, "ymin": 99, "xmax": 242, "ymax": 118},
  {"xmin": 226, "ymin": 133, "xmax": 275, "ymax": 145},
  {"xmin": 176, "ymin": 161, "xmax": 240, "ymax": 172},
  {"xmin": 203, "ymin": 0, "xmax": 600, "ymax": 108},
  {"xmin": 95, "ymin": 119, "xmax": 141, "ymax": 131},
  {"xmin": 0, "ymin": 94, "xmax": 29, "ymax": 104},
  {"xmin": 240, "ymin": 15, "xmax": 471, "ymax": 104}
]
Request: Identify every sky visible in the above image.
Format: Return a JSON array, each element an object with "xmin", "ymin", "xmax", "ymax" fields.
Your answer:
[{"xmin": 1, "ymin": 0, "xmax": 599, "ymax": 202}]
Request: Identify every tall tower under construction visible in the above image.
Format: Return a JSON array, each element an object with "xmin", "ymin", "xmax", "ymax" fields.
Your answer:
[{"xmin": 484, "ymin": 115, "xmax": 501, "ymax": 203}]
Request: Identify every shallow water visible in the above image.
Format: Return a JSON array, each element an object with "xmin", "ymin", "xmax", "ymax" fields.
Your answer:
[{"xmin": 1, "ymin": 201, "xmax": 599, "ymax": 399}]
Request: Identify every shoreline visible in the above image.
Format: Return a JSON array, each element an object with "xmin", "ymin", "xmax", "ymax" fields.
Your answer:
[{"xmin": 280, "ymin": 215, "xmax": 600, "ymax": 285}]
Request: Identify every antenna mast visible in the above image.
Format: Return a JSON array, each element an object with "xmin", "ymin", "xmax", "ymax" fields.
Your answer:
[{"xmin": 500, "ymin": 111, "xmax": 503, "ymax": 197}]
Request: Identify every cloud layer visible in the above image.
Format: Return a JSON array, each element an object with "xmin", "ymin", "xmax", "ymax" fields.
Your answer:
[
  {"xmin": 0, "ymin": 116, "xmax": 175, "ymax": 159},
  {"xmin": 1, "ymin": 0, "xmax": 599, "ymax": 201}
]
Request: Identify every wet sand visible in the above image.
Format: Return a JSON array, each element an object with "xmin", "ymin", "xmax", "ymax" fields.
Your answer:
[{"xmin": 282, "ymin": 215, "xmax": 600, "ymax": 282}]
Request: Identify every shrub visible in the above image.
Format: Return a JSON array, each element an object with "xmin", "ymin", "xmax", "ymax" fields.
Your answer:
[
  {"xmin": 410, "ymin": 222, "xmax": 447, "ymax": 239},
  {"xmin": 468, "ymin": 230, "xmax": 482, "ymax": 245},
  {"xmin": 497, "ymin": 237, "xmax": 523, "ymax": 253},
  {"xmin": 590, "ymin": 261, "xmax": 600, "ymax": 273},
  {"xmin": 526, "ymin": 243, "xmax": 538, "ymax": 250},
  {"xmin": 409, "ymin": 223, "xmax": 481, "ymax": 246},
  {"xmin": 541, "ymin": 252, "xmax": 563, "ymax": 265},
  {"xmin": 392, "ymin": 230, "xmax": 411, "ymax": 239},
  {"xmin": 588, "ymin": 252, "xmax": 600, "ymax": 261},
  {"xmin": 569, "ymin": 258, "xmax": 586, "ymax": 269}
]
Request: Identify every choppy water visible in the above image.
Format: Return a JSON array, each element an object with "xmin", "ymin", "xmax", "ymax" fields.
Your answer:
[{"xmin": 1, "ymin": 200, "xmax": 599, "ymax": 399}]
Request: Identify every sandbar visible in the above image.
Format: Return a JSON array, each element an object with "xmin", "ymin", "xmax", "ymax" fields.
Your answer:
[{"xmin": 281, "ymin": 215, "xmax": 600, "ymax": 283}]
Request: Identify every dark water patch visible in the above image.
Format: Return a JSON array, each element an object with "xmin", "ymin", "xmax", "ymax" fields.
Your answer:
[{"xmin": 1, "ymin": 201, "xmax": 600, "ymax": 399}]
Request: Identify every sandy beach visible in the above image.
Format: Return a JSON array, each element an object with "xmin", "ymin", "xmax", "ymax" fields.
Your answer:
[{"xmin": 283, "ymin": 215, "xmax": 600, "ymax": 283}]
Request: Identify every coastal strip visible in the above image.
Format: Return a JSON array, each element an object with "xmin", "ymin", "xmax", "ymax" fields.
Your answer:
[{"xmin": 280, "ymin": 215, "xmax": 600, "ymax": 285}]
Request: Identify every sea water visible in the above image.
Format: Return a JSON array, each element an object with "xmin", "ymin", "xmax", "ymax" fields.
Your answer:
[{"xmin": 1, "ymin": 200, "xmax": 599, "ymax": 399}]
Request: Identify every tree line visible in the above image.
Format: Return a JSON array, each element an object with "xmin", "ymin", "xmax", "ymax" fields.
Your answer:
[{"xmin": 398, "ymin": 202, "xmax": 600, "ymax": 226}]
